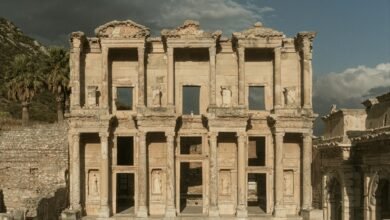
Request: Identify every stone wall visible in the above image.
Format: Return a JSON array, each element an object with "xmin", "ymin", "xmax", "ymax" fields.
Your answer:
[{"xmin": 0, "ymin": 123, "xmax": 68, "ymax": 219}]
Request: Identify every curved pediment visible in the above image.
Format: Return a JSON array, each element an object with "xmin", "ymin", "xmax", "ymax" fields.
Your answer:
[
  {"xmin": 95, "ymin": 20, "xmax": 150, "ymax": 39},
  {"xmin": 161, "ymin": 20, "xmax": 222, "ymax": 40},
  {"xmin": 232, "ymin": 22, "xmax": 284, "ymax": 40}
]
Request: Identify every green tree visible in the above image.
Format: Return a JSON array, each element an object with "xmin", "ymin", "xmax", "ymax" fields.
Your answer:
[
  {"xmin": 5, "ymin": 54, "xmax": 45, "ymax": 126},
  {"xmin": 43, "ymin": 47, "xmax": 70, "ymax": 122}
]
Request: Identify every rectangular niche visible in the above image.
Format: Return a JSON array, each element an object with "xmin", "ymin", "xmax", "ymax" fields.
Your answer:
[
  {"xmin": 248, "ymin": 137, "xmax": 266, "ymax": 166},
  {"xmin": 180, "ymin": 136, "xmax": 202, "ymax": 155},
  {"xmin": 117, "ymin": 136, "xmax": 134, "ymax": 166}
]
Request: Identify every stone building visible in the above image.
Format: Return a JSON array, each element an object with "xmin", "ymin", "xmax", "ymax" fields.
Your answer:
[
  {"xmin": 314, "ymin": 92, "xmax": 390, "ymax": 220},
  {"xmin": 65, "ymin": 19, "xmax": 317, "ymax": 219}
]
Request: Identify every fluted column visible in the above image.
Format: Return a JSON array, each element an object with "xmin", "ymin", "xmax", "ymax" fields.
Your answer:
[
  {"xmin": 209, "ymin": 132, "xmax": 219, "ymax": 216},
  {"xmin": 236, "ymin": 132, "xmax": 247, "ymax": 217},
  {"xmin": 302, "ymin": 133, "xmax": 312, "ymax": 211},
  {"xmin": 209, "ymin": 46, "xmax": 217, "ymax": 107},
  {"xmin": 237, "ymin": 46, "xmax": 245, "ymax": 106},
  {"xmin": 165, "ymin": 131, "xmax": 176, "ymax": 217},
  {"xmin": 138, "ymin": 46, "xmax": 145, "ymax": 107},
  {"xmin": 101, "ymin": 46, "xmax": 109, "ymax": 109},
  {"xmin": 99, "ymin": 132, "xmax": 110, "ymax": 217},
  {"xmin": 167, "ymin": 47, "xmax": 174, "ymax": 107},
  {"xmin": 71, "ymin": 133, "xmax": 81, "ymax": 210},
  {"xmin": 274, "ymin": 132, "xmax": 284, "ymax": 216},
  {"xmin": 274, "ymin": 47, "xmax": 282, "ymax": 108},
  {"xmin": 137, "ymin": 131, "xmax": 148, "ymax": 217}
]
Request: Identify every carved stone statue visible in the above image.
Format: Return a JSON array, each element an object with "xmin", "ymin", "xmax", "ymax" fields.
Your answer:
[
  {"xmin": 221, "ymin": 86, "xmax": 232, "ymax": 107},
  {"xmin": 283, "ymin": 87, "xmax": 297, "ymax": 106},
  {"xmin": 152, "ymin": 170, "xmax": 162, "ymax": 194},
  {"xmin": 89, "ymin": 171, "xmax": 99, "ymax": 196},
  {"xmin": 330, "ymin": 104, "xmax": 337, "ymax": 114},
  {"xmin": 87, "ymin": 86, "xmax": 98, "ymax": 107},
  {"xmin": 152, "ymin": 87, "xmax": 162, "ymax": 107},
  {"xmin": 221, "ymin": 172, "xmax": 231, "ymax": 195}
]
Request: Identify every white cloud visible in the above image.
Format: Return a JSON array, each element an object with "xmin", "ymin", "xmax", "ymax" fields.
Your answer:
[{"xmin": 314, "ymin": 63, "xmax": 390, "ymax": 102}]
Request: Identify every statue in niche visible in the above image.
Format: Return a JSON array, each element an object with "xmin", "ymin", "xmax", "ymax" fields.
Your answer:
[
  {"xmin": 152, "ymin": 87, "xmax": 162, "ymax": 107},
  {"xmin": 221, "ymin": 171, "xmax": 231, "ymax": 195},
  {"xmin": 89, "ymin": 171, "xmax": 99, "ymax": 196},
  {"xmin": 283, "ymin": 171, "xmax": 294, "ymax": 196},
  {"xmin": 221, "ymin": 86, "xmax": 232, "ymax": 107},
  {"xmin": 152, "ymin": 170, "xmax": 162, "ymax": 194},
  {"xmin": 283, "ymin": 87, "xmax": 297, "ymax": 106},
  {"xmin": 87, "ymin": 86, "xmax": 98, "ymax": 107}
]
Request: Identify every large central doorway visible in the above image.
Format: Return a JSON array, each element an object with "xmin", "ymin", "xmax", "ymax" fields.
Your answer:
[
  {"xmin": 179, "ymin": 162, "xmax": 203, "ymax": 214},
  {"xmin": 116, "ymin": 173, "xmax": 135, "ymax": 214}
]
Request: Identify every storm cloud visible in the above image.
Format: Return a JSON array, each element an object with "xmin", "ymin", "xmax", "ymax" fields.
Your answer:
[{"xmin": 0, "ymin": 0, "xmax": 273, "ymax": 45}]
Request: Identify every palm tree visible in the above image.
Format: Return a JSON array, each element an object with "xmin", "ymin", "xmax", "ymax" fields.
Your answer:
[
  {"xmin": 5, "ymin": 54, "xmax": 45, "ymax": 126},
  {"xmin": 43, "ymin": 47, "xmax": 70, "ymax": 122}
]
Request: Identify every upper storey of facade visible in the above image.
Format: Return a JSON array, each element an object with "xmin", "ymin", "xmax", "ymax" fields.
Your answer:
[{"xmin": 68, "ymin": 19, "xmax": 316, "ymax": 120}]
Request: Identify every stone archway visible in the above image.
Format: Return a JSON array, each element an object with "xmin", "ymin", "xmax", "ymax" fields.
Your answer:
[
  {"xmin": 328, "ymin": 178, "xmax": 342, "ymax": 220},
  {"xmin": 368, "ymin": 170, "xmax": 390, "ymax": 220}
]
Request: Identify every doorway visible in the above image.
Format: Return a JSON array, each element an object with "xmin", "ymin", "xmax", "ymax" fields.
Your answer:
[
  {"xmin": 116, "ymin": 173, "xmax": 135, "ymax": 214},
  {"xmin": 179, "ymin": 162, "xmax": 203, "ymax": 214},
  {"xmin": 247, "ymin": 173, "xmax": 267, "ymax": 214}
]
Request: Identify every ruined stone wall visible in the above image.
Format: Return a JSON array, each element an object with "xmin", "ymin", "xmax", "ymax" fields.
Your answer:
[{"xmin": 0, "ymin": 123, "xmax": 68, "ymax": 219}]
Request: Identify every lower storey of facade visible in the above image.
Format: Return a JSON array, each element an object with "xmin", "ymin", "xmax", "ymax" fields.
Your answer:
[{"xmin": 65, "ymin": 116, "xmax": 314, "ymax": 219}]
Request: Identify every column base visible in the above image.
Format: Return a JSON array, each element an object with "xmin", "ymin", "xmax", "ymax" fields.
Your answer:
[
  {"xmin": 236, "ymin": 206, "xmax": 247, "ymax": 218},
  {"xmin": 273, "ymin": 206, "xmax": 288, "ymax": 218},
  {"xmin": 61, "ymin": 209, "xmax": 81, "ymax": 220},
  {"xmin": 209, "ymin": 206, "xmax": 220, "ymax": 217},
  {"xmin": 165, "ymin": 206, "xmax": 176, "ymax": 217},
  {"xmin": 301, "ymin": 208, "xmax": 323, "ymax": 220},
  {"xmin": 136, "ymin": 206, "xmax": 148, "ymax": 218},
  {"xmin": 97, "ymin": 205, "xmax": 110, "ymax": 219}
]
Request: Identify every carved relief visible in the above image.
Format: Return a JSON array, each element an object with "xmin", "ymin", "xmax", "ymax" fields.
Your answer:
[
  {"xmin": 161, "ymin": 20, "xmax": 221, "ymax": 39},
  {"xmin": 232, "ymin": 22, "xmax": 284, "ymax": 40},
  {"xmin": 88, "ymin": 170, "xmax": 99, "ymax": 197},
  {"xmin": 219, "ymin": 170, "xmax": 231, "ymax": 195},
  {"xmin": 95, "ymin": 20, "xmax": 150, "ymax": 38},
  {"xmin": 221, "ymin": 86, "xmax": 232, "ymax": 107},
  {"xmin": 284, "ymin": 170, "xmax": 294, "ymax": 196},
  {"xmin": 152, "ymin": 169, "xmax": 162, "ymax": 195},
  {"xmin": 283, "ymin": 87, "xmax": 297, "ymax": 107}
]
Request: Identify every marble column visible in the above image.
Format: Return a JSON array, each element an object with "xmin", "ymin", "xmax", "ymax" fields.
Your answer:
[
  {"xmin": 99, "ymin": 132, "xmax": 110, "ymax": 217},
  {"xmin": 274, "ymin": 47, "xmax": 282, "ymax": 108},
  {"xmin": 322, "ymin": 175, "xmax": 329, "ymax": 220},
  {"xmin": 302, "ymin": 133, "xmax": 312, "ymax": 211},
  {"xmin": 209, "ymin": 132, "xmax": 219, "ymax": 216},
  {"xmin": 71, "ymin": 133, "xmax": 81, "ymax": 210},
  {"xmin": 138, "ymin": 46, "xmax": 145, "ymax": 107},
  {"xmin": 167, "ymin": 47, "xmax": 174, "ymax": 107},
  {"xmin": 274, "ymin": 132, "xmax": 284, "ymax": 216},
  {"xmin": 236, "ymin": 132, "xmax": 247, "ymax": 217},
  {"xmin": 71, "ymin": 45, "xmax": 81, "ymax": 108},
  {"xmin": 297, "ymin": 32, "xmax": 316, "ymax": 109},
  {"xmin": 165, "ymin": 132, "xmax": 176, "ymax": 217},
  {"xmin": 237, "ymin": 46, "xmax": 245, "ymax": 106},
  {"xmin": 137, "ymin": 131, "xmax": 148, "ymax": 217},
  {"xmin": 209, "ymin": 46, "xmax": 217, "ymax": 107},
  {"xmin": 101, "ymin": 46, "xmax": 109, "ymax": 109}
]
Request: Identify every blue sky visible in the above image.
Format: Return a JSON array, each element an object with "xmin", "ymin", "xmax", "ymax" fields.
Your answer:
[{"xmin": 1, "ymin": 0, "xmax": 389, "ymax": 133}]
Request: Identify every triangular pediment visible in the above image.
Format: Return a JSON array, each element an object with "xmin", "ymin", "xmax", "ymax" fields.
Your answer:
[
  {"xmin": 95, "ymin": 20, "xmax": 150, "ymax": 39},
  {"xmin": 161, "ymin": 20, "xmax": 221, "ymax": 39},
  {"xmin": 233, "ymin": 22, "xmax": 283, "ymax": 40}
]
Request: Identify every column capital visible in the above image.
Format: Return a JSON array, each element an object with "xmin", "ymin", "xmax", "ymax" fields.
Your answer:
[
  {"xmin": 273, "ymin": 131, "xmax": 285, "ymax": 137},
  {"xmin": 71, "ymin": 132, "xmax": 80, "ymax": 140},
  {"xmin": 302, "ymin": 132, "xmax": 313, "ymax": 139},
  {"xmin": 209, "ymin": 46, "xmax": 216, "ymax": 56},
  {"xmin": 165, "ymin": 131, "xmax": 176, "ymax": 140},
  {"xmin": 137, "ymin": 46, "xmax": 145, "ymax": 54},
  {"xmin": 208, "ymin": 131, "xmax": 218, "ymax": 138},
  {"xmin": 167, "ymin": 46, "xmax": 174, "ymax": 56},
  {"xmin": 99, "ymin": 132, "xmax": 109, "ymax": 139},
  {"xmin": 137, "ymin": 131, "xmax": 146, "ymax": 138}
]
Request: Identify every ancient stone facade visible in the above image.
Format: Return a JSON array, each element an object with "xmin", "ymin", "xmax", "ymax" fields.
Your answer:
[
  {"xmin": 65, "ymin": 19, "xmax": 317, "ymax": 219},
  {"xmin": 314, "ymin": 92, "xmax": 390, "ymax": 220}
]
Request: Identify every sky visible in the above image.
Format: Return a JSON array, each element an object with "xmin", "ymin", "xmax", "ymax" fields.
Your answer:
[{"xmin": 1, "ymin": 0, "xmax": 389, "ymax": 134}]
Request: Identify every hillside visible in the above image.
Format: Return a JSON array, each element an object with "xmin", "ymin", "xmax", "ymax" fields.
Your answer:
[{"xmin": 0, "ymin": 17, "xmax": 57, "ymax": 124}]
